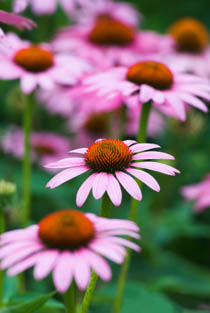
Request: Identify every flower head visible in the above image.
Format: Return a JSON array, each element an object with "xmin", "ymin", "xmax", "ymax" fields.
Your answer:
[
  {"xmin": 181, "ymin": 174, "xmax": 210, "ymax": 213},
  {"xmin": 81, "ymin": 60, "xmax": 210, "ymax": 121},
  {"xmin": 0, "ymin": 210, "xmax": 140, "ymax": 292},
  {"xmin": 0, "ymin": 33, "xmax": 91, "ymax": 94},
  {"xmin": 45, "ymin": 139, "xmax": 179, "ymax": 207}
]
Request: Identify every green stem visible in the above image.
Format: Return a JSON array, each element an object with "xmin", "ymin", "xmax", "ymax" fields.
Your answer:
[
  {"xmin": 79, "ymin": 194, "xmax": 111, "ymax": 313},
  {"xmin": 22, "ymin": 94, "xmax": 33, "ymax": 227},
  {"xmin": 0, "ymin": 206, "xmax": 5, "ymax": 307},
  {"xmin": 64, "ymin": 283, "xmax": 76, "ymax": 313},
  {"xmin": 112, "ymin": 101, "xmax": 152, "ymax": 313}
]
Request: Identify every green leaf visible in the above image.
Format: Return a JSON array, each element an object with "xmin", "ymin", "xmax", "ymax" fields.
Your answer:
[
  {"xmin": 121, "ymin": 283, "xmax": 181, "ymax": 313},
  {"xmin": 0, "ymin": 291, "xmax": 56, "ymax": 313}
]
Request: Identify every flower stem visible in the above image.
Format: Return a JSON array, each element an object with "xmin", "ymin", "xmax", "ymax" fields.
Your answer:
[
  {"xmin": 79, "ymin": 193, "xmax": 111, "ymax": 313},
  {"xmin": 22, "ymin": 94, "xmax": 33, "ymax": 227},
  {"xmin": 112, "ymin": 101, "xmax": 152, "ymax": 313},
  {"xmin": 64, "ymin": 283, "xmax": 76, "ymax": 313}
]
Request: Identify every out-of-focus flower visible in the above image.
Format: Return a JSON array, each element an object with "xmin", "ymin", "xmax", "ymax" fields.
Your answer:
[
  {"xmin": 0, "ymin": 33, "xmax": 91, "ymax": 94},
  {"xmin": 13, "ymin": 0, "xmax": 76, "ymax": 15},
  {"xmin": 81, "ymin": 60, "xmax": 210, "ymax": 121},
  {"xmin": 53, "ymin": 18, "xmax": 173, "ymax": 69},
  {"xmin": 167, "ymin": 18, "xmax": 210, "ymax": 78},
  {"xmin": 45, "ymin": 139, "xmax": 179, "ymax": 206},
  {"xmin": 72, "ymin": 0, "xmax": 141, "ymax": 27},
  {"xmin": 0, "ymin": 210, "xmax": 140, "ymax": 292},
  {"xmin": 181, "ymin": 174, "xmax": 210, "ymax": 213},
  {"xmin": 1, "ymin": 127, "xmax": 71, "ymax": 169}
]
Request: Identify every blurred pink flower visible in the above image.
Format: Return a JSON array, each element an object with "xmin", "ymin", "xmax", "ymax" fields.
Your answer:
[
  {"xmin": 181, "ymin": 174, "xmax": 210, "ymax": 213},
  {"xmin": 81, "ymin": 60, "xmax": 210, "ymax": 121},
  {"xmin": 1, "ymin": 127, "xmax": 71, "ymax": 169},
  {"xmin": 0, "ymin": 33, "xmax": 91, "ymax": 94},
  {"xmin": 45, "ymin": 139, "xmax": 179, "ymax": 206},
  {"xmin": 53, "ymin": 20, "xmax": 173, "ymax": 69},
  {"xmin": 0, "ymin": 210, "xmax": 140, "ymax": 292},
  {"xmin": 13, "ymin": 0, "xmax": 76, "ymax": 15}
]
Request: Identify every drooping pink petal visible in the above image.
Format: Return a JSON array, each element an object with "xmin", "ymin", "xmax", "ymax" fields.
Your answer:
[
  {"xmin": 115, "ymin": 171, "xmax": 142, "ymax": 201},
  {"xmin": 76, "ymin": 173, "xmax": 97, "ymax": 207},
  {"xmin": 46, "ymin": 166, "xmax": 90, "ymax": 189},
  {"xmin": 34, "ymin": 250, "xmax": 59, "ymax": 280},
  {"xmin": 44, "ymin": 157, "xmax": 85, "ymax": 169},
  {"xmin": 69, "ymin": 148, "xmax": 88, "ymax": 154},
  {"xmin": 92, "ymin": 172, "xmax": 109, "ymax": 200},
  {"xmin": 53, "ymin": 251, "xmax": 74, "ymax": 293},
  {"xmin": 177, "ymin": 93, "xmax": 208, "ymax": 112},
  {"xmin": 139, "ymin": 84, "xmax": 154, "ymax": 103},
  {"xmin": 8, "ymin": 253, "xmax": 41, "ymax": 276},
  {"xmin": 109, "ymin": 237, "xmax": 140, "ymax": 252},
  {"xmin": 132, "ymin": 151, "xmax": 174, "ymax": 160},
  {"xmin": 73, "ymin": 251, "xmax": 91, "ymax": 290},
  {"xmin": 130, "ymin": 143, "xmax": 160, "ymax": 153},
  {"xmin": 123, "ymin": 140, "xmax": 137, "ymax": 146},
  {"xmin": 0, "ymin": 10, "xmax": 36, "ymax": 30},
  {"xmin": 126, "ymin": 168, "xmax": 160, "ymax": 192},
  {"xmin": 89, "ymin": 241, "xmax": 124, "ymax": 264},
  {"xmin": 166, "ymin": 93, "xmax": 186, "ymax": 121},
  {"xmin": 20, "ymin": 75, "xmax": 38, "ymax": 94},
  {"xmin": 83, "ymin": 249, "xmax": 112, "ymax": 281},
  {"xmin": 106, "ymin": 174, "xmax": 122, "ymax": 206},
  {"xmin": 133, "ymin": 161, "xmax": 180, "ymax": 175}
]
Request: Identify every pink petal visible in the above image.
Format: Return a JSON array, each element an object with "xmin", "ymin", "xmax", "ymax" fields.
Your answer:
[
  {"xmin": 69, "ymin": 148, "xmax": 87, "ymax": 154},
  {"xmin": 46, "ymin": 166, "xmax": 90, "ymax": 189},
  {"xmin": 132, "ymin": 151, "xmax": 174, "ymax": 160},
  {"xmin": 110, "ymin": 237, "xmax": 140, "ymax": 252},
  {"xmin": 44, "ymin": 157, "xmax": 85, "ymax": 169},
  {"xmin": 106, "ymin": 174, "xmax": 122, "ymax": 206},
  {"xmin": 92, "ymin": 172, "xmax": 109, "ymax": 200},
  {"xmin": 73, "ymin": 251, "xmax": 91, "ymax": 290},
  {"xmin": 100, "ymin": 229, "xmax": 140, "ymax": 239},
  {"xmin": 83, "ymin": 249, "xmax": 112, "ymax": 281},
  {"xmin": 115, "ymin": 171, "xmax": 142, "ymax": 201},
  {"xmin": 0, "ymin": 10, "xmax": 36, "ymax": 30},
  {"xmin": 126, "ymin": 168, "xmax": 160, "ymax": 192},
  {"xmin": 34, "ymin": 250, "xmax": 59, "ymax": 280},
  {"xmin": 1, "ymin": 243, "xmax": 43, "ymax": 269},
  {"xmin": 76, "ymin": 173, "xmax": 97, "ymax": 207},
  {"xmin": 123, "ymin": 140, "xmax": 137, "ymax": 146},
  {"xmin": 130, "ymin": 143, "xmax": 160, "ymax": 153},
  {"xmin": 133, "ymin": 161, "xmax": 180, "ymax": 175},
  {"xmin": 21, "ymin": 75, "xmax": 37, "ymax": 94},
  {"xmin": 177, "ymin": 93, "xmax": 208, "ymax": 112},
  {"xmin": 53, "ymin": 251, "xmax": 74, "ymax": 293},
  {"xmin": 139, "ymin": 84, "xmax": 154, "ymax": 103},
  {"xmin": 8, "ymin": 253, "xmax": 41, "ymax": 276},
  {"xmin": 90, "ymin": 242, "xmax": 124, "ymax": 264},
  {"xmin": 0, "ymin": 241, "xmax": 36, "ymax": 258},
  {"xmin": 166, "ymin": 93, "xmax": 186, "ymax": 121}
]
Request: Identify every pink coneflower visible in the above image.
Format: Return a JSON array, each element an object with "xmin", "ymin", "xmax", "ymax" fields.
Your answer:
[
  {"xmin": 45, "ymin": 139, "xmax": 179, "ymax": 206},
  {"xmin": 53, "ymin": 18, "xmax": 173, "ymax": 69},
  {"xmin": 13, "ymin": 0, "xmax": 76, "ymax": 15},
  {"xmin": 167, "ymin": 18, "xmax": 210, "ymax": 78},
  {"xmin": 0, "ymin": 210, "xmax": 140, "ymax": 292},
  {"xmin": 81, "ymin": 60, "xmax": 210, "ymax": 121},
  {"xmin": 181, "ymin": 174, "xmax": 210, "ymax": 213},
  {"xmin": 0, "ymin": 33, "xmax": 91, "ymax": 94},
  {"xmin": 1, "ymin": 127, "xmax": 71, "ymax": 169}
]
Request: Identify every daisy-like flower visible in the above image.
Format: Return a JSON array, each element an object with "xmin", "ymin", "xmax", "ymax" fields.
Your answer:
[
  {"xmin": 13, "ymin": 0, "xmax": 76, "ymax": 15},
  {"xmin": 1, "ymin": 127, "xmax": 71, "ymax": 169},
  {"xmin": 0, "ymin": 33, "xmax": 91, "ymax": 94},
  {"xmin": 45, "ymin": 139, "xmax": 179, "ymax": 207},
  {"xmin": 181, "ymin": 174, "xmax": 210, "ymax": 213},
  {"xmin": 167, "ymin": 18, "xmax": 210, "ymax": 78},
  {"xmin": 0, "ymin": 210, "xmax": 140, "ymax": 292},
  {"xmin": 53, "ymin": 17, "xmax": 173, "ymax": 69},
  {"xmin": 81, "ymin": 60, "xmax": 210, "ymax": 121}
]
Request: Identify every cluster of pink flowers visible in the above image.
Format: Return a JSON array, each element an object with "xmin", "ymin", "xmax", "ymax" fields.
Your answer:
[{"xmin": 0, "ymin": 0, "xmax": 210, "ymax": 302}]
